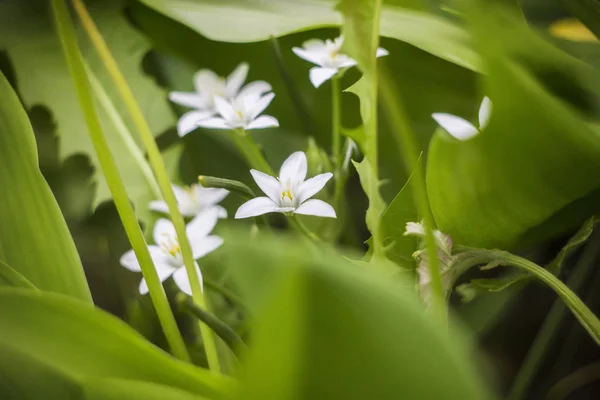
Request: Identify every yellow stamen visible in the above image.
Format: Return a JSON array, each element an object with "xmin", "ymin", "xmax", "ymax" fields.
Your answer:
[{"xmin": 281, "ymin": 189, "xmax": 293, "ymax": 201}]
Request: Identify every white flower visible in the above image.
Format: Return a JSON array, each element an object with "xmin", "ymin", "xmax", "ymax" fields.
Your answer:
[
  {"xmin": 149, "ymin": 183, "xmax": 228, "ymax": 219},
  {"xmin": 120, "ymin": 208, "xmax": 223, "ymax": 295},
  {"xmin": 169, "ymin": 62, "xmax": 272, "ymax": 136},
  {"xmin": 196, "ymin": 92, "xmax": 279, "ymax": 131},
  {"xmin": 292, "ymin": 35, "xmax": 389, "ymax": 88},
  {"xmin": 432, "ymin": 97, "xmax": 492, "ymax": 141},
  {"xmin": 235, "ymin": 151, "xmax": 336, "ymax": 219}
]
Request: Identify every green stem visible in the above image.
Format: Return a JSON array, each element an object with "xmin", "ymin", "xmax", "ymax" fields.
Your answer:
[
  {"xmin": 378, "ymin": 65, "xmax": 447, "ymax": 326},
  {"xmin": 507, "ymin": 234, "xmax": 600, "ymax": 400},
  {"xmin": 547, "ymin": 362, "xmax": 600, "ymax": 400},
  {"xmin": 198, "ymin": 176, "xmax": 255, "ymax": 200},
  {"xmin": 178, "ymin": 294, "xmax": 247, "ymax": 358},
  {"xmin": 85, "ymin": 63, "xmax": 161, "ymax": 200},
  {"xmin": 331, "ymin": 75, "xmax": 345, "ymax": 217},
  {"xmin": 452, "ymin": 249, "xmax": 600, "ymax": 345},
  {"xmin": 72, "ymin": 0, "xmax": 220, "ymax": 371},
  {"xmin": 289, "ymin": 215, "xmax": 320, "ymax": 243},
  {"xmin": 230, "ymin": 129, "xmax": 273, "ymax": 174},
  {"xmin": 203, "ymin": 277, "xmax": 248, "ymax": 312},
  {"xmin": 51, "ymin": 0, "xmax": 189, "ymax": 362}
]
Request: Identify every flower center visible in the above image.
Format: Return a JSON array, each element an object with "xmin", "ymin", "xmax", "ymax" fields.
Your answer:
[
  {"xmin": 281, "ymin": 189, "xmax": 293, "ymax": 202},
  {"xmin": 159, "ymin": 233, "xmax": 183, "ymax": 264}
]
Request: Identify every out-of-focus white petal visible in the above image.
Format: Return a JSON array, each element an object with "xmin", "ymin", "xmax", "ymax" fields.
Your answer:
[
  {"xmin": 196, "ymin": 117, "xmax": 231, "ymax": 130},
  {"xmin": 172, "ymin": 262, "xmax": 203, "ymax": 295},
  {"xmin": 376, "ymin": 47, "xmax": 389, "ymax": 57},
  {"xmin": 120, "ymin": 249, "xmax": 141, "ymax": 272},
  {"xmin": 478, "ymin": 96, "xmax": 492, "ymax": 129},
  {"xmin": 194, "ymin": 69, "xmax": 220, "ymax": 93},
  {"xmin": 169, "ymin": 91, "xmax": 204, "ymax": 109},
  {"xmin": 177, "ymin": 110, "xmax": 213, "ymax": 137},
  {"xmin": 294, "ymin": 199, "xmax": 336, "ymax": 218},
  {"xmin": 194, "ymin": 186, "xmax": 229, "ymax": 207},
  {"xmin": 250, "ymin": 169, "xmax": 281, "ymax": 203},
  {"xmin": 226, "ymin": 62, "xmax": 249, "ymax": 96},
  {"xmin": 190, "ymin": 235, "xmax": 223, "ymax": 260},
  {"xmin": 292, "ymin": 47, "xmax": 324, "ymax": 66},
  {"xmin": 136, "ymin": 250, "xmax": 176, "ymax": 295},
  {"xmin": 249, "ymin": 93, "xmax": 275, "ymax": 120},
  {"xmin": 302, "ymin": 38, "xmax": 325, "ymax": 49},
  {"xmin": 246, "ymin": 115, "xmax": 279, "ymax": 130},
  {"xmin": 309, "ymin": 67, "xmax": 338, "ymax": 88},
  {"xmin": 279, "ymin": 151, "xmax": 308, "ymax": 185},
  {"xmin": 214, "ymin": 96, "xmax": 237, "ymax": 121},
  {"xmin": 148, "ymin": 200, "xmax": 170, "ymax": 215},
  {"xmin": 186, "ymin": 208, "xmax": 220, "ymax": 242},
  {"xmin": 235, "ymin": 197, "xmax": 281, "ymax": 219},
  {"xmin": 238, "ymin": 81, "xmax": 272, "ymax": 99},
  {"xmin": 216, "ymin": 206, "xmax": 228, "ymax": 219},
  {"xmin": 432, "ymin": 113, "xmax": 479, "ymax": 141},
  {"xmin": 337, "ymin": 57, "xmax": 358, "ymax": 69},
  {"xmin": 297, "ymin": 173, "xmax": 333, "ymax": 204},
  {"xmin": 153, "ymin": 219, "xmax": 177, "ymax": 247}
]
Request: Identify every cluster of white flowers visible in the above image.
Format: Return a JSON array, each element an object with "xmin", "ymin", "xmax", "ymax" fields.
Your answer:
[{"xmin": 122, "ymin": 33, "xmax": 492, "ymax": 296}]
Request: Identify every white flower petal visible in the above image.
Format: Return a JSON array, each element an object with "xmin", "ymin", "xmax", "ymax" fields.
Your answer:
[
  {"xmin": 169, "ymin": 91, "xmax": 205, "ymax": 109},
  {"xmin": 432, "ymin": 113, "xmax": 479, "ymax": 141},
  {"xmin": 194, "ymin": 69, "xmax": 220, "ymax": 93},
  {"xmin": 297, "ymin": 172, "xmax": 333, "ymax": 204},
  {"xmin": 217, "ymin": 206, "xmax": 228, "ymax": 218},
  {"xmin": 294, "ymin": 199, "xmax": 336, "ymax": 218},
  {"xmin": 238, "ymin": 81, "xmax": 272, "ymax": 99},
  {"xmin": 134, "ymin": 251, "xmax": 176, "ymax": 295},
  {"xmin": 214, "ymin": 96, "xmax": 237, "ymax": 121},
  {"xmin": 226, "ymin": 62, "xmax": 249, "ymax": 96},
  {"xmin": 186, "ymin": 207, "xmax": 220, "ymax": 241},
  {"xmin": 376, "ymin": 47, "xmax": 389, "ymax": 57},
  {"xmin": 249, "ymin": 93, "xmax": 275, "ymax": 120},
  {"xmin": 194, "ymin": 186, "xmax": 229, "ymax": 207},
  {"xmin": 148, "ymin": 200, "xmax": 170, "ymax": 215},
  {"xmin": 292, "ymin": 47, "xmax": 324, "ymax": 66},
  {"xmin": 246, "ymin": 115, "xmax": 279, "ymax": 130},
  {"xmin": 235, "ymin": 197, "xmax": 281, "ymax": 219},
  {"xmin": 250, "ymin": 169, "xmax": 281, "ymax": 202},
  {"xmin": 120, "ymin": 249, "xmax": 142, "ymax": 272},
  {"xmin": 309, "ymin": 67, "xmax": 338, "ymax": 88},
  {"xmin": 177, "ymin": 110, "xmax": 213, "ymax": 137},
  {"xmin": 478, "ymin": 96, "xmax": 492, "ymax": 129},
  {"xmin": 172, "ymin": 262, "xmax": 203, "ymax": 296},
  {"xmin": 196, "ymin": 117, "xmax": 231, "ymax": 130},
  {"xmin": 338, "ymin": 57, "xmax": 358, "ymax": 69},
  {"xmin": 191, "ymin": 235, "xmax": 223, "ymax": 260},
  {"xmin": 279, "ymin": 151, "xmax": 308, "ymax": 185},
  {"xmin": 153, "ymin": 219, "xmax": 177, "ymax": 247}
]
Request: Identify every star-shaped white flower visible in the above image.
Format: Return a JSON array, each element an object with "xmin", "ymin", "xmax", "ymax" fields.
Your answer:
[
  {"xmin": 292, "ymin": 35, "xmax": 389, "ymax": 88},
  {"xmin": 196, "ymin": 91, "xmax": 279, "ymax": 131},
  {"xmin": 149, "ymin": 183, "xmax": 228, "ymax": 219},
  {"xmin": 120, "ymin": 208, "xmax": 223, "ymax": 295},
  {"xmin": 235, "ymin": 151, "xmax": 336, "ymax": 219},
  {"xmin": 432, "ymin": 97, "xmax": 492, "ymax": 141},
  {"xmin": 169, "ymin": 62, "xmax": 272, "ymax": 136}
]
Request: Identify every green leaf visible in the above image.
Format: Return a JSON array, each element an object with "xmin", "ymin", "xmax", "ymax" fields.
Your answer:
[
  {"xmin": 547, "ymin": 217, "xmax": 597, "ymax": 275},
  {"xmin": 0, "ymin": 71, "xmax": 91, "ymax": 301},
  {"xmin": 0, "ymin": 260, "xmax": 38, "ymax": 290},
  {"xmin": 136, "ymin": 0, "xmax": 478, "ymax": 71},
  {"xmin": 0, "ymin": 0, "xmax": 175, "ymax": 223},
  {"xmin": 426, "ymin": 6, "xmax": 600, "ymax": 249},
  {"xmin": 0, "ymin": 288, "xmax": 229, "ymax": 398},
  {"xmin": 559, "ymin": 0, "xmax": 600, "ymax": 39},
  {"xmin": 223, "ymin": 233, "xmax": 491, "ymax": 399},
  {"xmin": 81, "ymin": 378, "xmax": 208, "ymax": 400}
]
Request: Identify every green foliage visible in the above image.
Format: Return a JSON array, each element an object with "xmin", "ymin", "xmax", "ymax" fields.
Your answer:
[
  {"xmin": 224, "ymin": 232, "xmax": 491, "ymax": 399},
  {"xmin": 559, "ymin": 0, "xmax": 600, "ymax": 39},
  {"xmin": 0, "ymin": 71, "xmax": 91, "ymax": 301},
  {"xmin": 0, "ymin": 288, "xmax": 229, "ymax": 397},
  {"xmin": 427, "ymin": 5, "xmax": 600, "ymax": 249},
  {"xmin": 0, "ymin": 260, "xmax": 38, "ymax": 290}
]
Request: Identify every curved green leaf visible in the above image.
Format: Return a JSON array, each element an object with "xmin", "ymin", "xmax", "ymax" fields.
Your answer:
[
  {"xmin": 136, "ymin": 0, "xmax": 479, "ymax": 70},
  {"xmin": 0, "ymin": 260, "xmax": 38, "ymax": 290},
  {"xmin": 223, "ymin": 232, "xmax": 491, "ymax": 399},
  {"xmin": 82, "ymin": 378, "xmax": 208, "ymax": 400},
  {"xmin": 426, "ymin": 6, "xmax": 600, "ymax": 248},
  {"xmin": 0, "ymin": 288, "xmax": 230, "ymax": 398},
  {"xmin": 0, "ymin": 71, "xmax": 91, "ymax": 301}
]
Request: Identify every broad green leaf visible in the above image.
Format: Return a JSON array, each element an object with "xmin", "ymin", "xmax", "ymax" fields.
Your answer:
[
  {"xmin": 223, "ymin": 232, "xmax": 491, "ymax": 399},
  {"xmin": 426, "ymin": 5, "xmax": 600, "ymax": 249},
  {"xmin": 559, "ymin": 0, "xmax": 600, "ymax": 39},
  {"xmin": 0, "ymin": 260, "xmax": 38, "ymax": 290},
  {"xmin": 0, "ymin": 71, "xmax": 91, "ymax": 301},
  {"xmin": 136, "ymin": 0, "xmax": 479, "ymax": 70},
  {"xmin": 82, "ymin": 378, "xmax": 207, "ymax": 400},
  {"xmin": 0, "ymin": 288, "xmax": 229, "ymax": 398},
  {"xmin": 0, "ymin": 0, "xmax": 175, "ymax": 223}
]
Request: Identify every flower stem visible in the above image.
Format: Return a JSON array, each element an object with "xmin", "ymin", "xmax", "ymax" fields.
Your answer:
[
  {"xmin": 331, "ymin": 75, "xmax": 345, "ymax": 219},
  {"xmin": 51, "ymin": 0, "xmax": 189, "ymax": 362},
  {"xmin": 378, "ymin": 65, "xmax": 447, "ymax": 326},
  {"xmin": 289, "ymin": 215, "xmax": 320, "ymax": 243},
  {"xmin": 198, "ymin": 176, "xmax": 255, "ymax": 200},
  {"xmin": 452, "ymin": 249, "xmax": 600, "ymax": 345},
  {"xmin": 230, "ymin": 129, "xmax": 273, "ymax": 174},
  {"xmin": 71, "ymin": 0, "xmax": 220, "ymax": 371}
]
